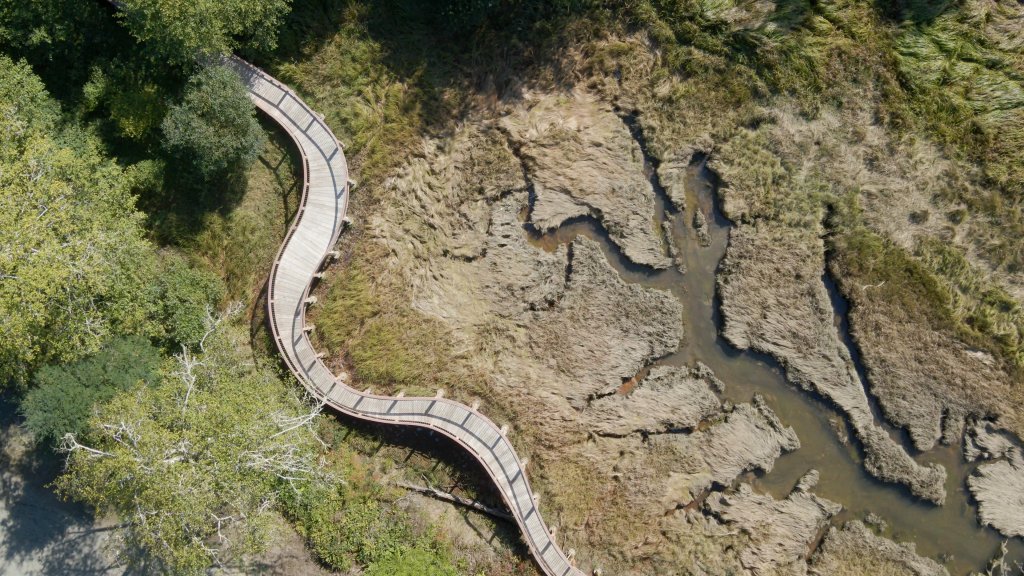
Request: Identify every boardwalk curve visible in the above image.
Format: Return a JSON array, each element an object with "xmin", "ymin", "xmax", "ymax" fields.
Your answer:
[{"xmin": 226, "ymin": 56, "xmax": 585, "ymax": 576}]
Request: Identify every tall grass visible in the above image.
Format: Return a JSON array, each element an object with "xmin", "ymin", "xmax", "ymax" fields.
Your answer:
[{"xmin": 916, "ymin": 237, "xmax": 1024, "ymax": 370}]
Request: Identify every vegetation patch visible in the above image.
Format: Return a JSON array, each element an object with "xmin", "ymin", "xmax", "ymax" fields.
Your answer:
[
  {"xmin": 55, "ymin": 318, "xmax": 323, "ymax": 575},
  {"xmin": 186, "ymin": 119, "xmax": 301, "ymax": 302},
  {"xmin": 915, "ymin": 237, "xmax": 1024, "ymax": 371},
  {"xmin": 22, "ymin": 335, "xmax": 162, "ymax": 447}
]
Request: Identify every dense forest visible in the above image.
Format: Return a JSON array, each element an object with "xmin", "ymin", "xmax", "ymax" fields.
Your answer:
[{"xmin": 1, "ymin": 0, "xmax": 1022, "ymax": 574}]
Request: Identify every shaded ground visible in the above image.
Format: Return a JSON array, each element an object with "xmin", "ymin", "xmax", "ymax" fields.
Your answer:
[{"xmin": 0, "ymin": 394, "xmax": 126, "ymax": 576}]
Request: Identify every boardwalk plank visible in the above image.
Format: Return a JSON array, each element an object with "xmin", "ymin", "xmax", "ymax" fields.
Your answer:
[{"xmin": 228, "ymin": 56, "xmax": 581, "ymax": 576}]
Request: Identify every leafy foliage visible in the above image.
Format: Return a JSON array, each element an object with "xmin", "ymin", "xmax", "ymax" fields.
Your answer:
[
  {"xmin": 282, "ymin": 481, "xmax": 406, "ymax": 570},
  {"xmin": 0, "ymin": 0, "xmax": 124, "ymax": 99},
  {"xmin": 161, "ymin": 65, "xmax": 265, "ymax": 181},
  {"xmin": 281, "ymin": 471, "xmax": 460, "ymax": 575},
  {"xmin": 154, "ymin": 252, "xmax": 225, "ymax": 347},
  {"xmin": 0, "ymin": 54, "xmax": 59, "ymax": 128},
  {"xmin": 81, "ymin": 63, "xmax": 170, "ymax": 143},
  {"xmin": 56, "ymin": 318, "xmax": 322, "ymax": 575},
  {"xmin": 116, "ymin": 0, "xmax": 292, "ymax": 65},
  {"xmin": 0, "ymin": 56, "xmax": 158, "ymax": 386},
  {"xmin": 365, "ymin": 539, "xmax": 461, "ymax": 576},
  {"xmin": 22, "ymin": 335, "xmax": 162, "ymax": 446}
]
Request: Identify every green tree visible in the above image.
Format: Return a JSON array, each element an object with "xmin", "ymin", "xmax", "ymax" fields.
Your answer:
[
  {"xmin": 155, "ymin": 252, "xmax": 225, "ymax": 347},
  {"xmin": 56, "ymin": 313, "xmax": 322, "ymax": 575},
  {"xmin": 0, "ymin": 0, "xmax": 123, "ymax": 99},
  {"xmin": 0, "ymin": 56, "xmax": 158, "ymax": 386},
  {"xmin": 81, "ymin": 63, "xmax": 170, "ymax": 143},
  {"xmin": 116, "ymin": 0, "xmax": 291, "ymax": 65},
  {"xmin": 22, "ymin": 335, "xmax": 162, "ymax": 446},
  {"xmin": 0, "ymin": 54, "xmax": 59, "ymax": 130},
  {"xmin": 161, "ymin": 65, "xmax": 265, "ymax": 181}
]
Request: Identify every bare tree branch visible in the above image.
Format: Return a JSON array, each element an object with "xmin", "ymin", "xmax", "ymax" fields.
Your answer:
[{"xmin": 60, "ymin": 433, "xmax": 114, "ymax": 459}]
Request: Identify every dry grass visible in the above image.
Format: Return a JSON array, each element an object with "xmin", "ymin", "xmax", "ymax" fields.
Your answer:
[
  {"xmin": 310, "ymin": 239, "xmax": 496, "ymax": 402},
  {"xmin": 260, "ymin": 0, "xmax": 1024, "ymax": 571}
]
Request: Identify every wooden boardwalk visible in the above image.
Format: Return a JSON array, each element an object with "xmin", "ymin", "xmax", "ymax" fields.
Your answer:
[{"xmin": 226, "ymin": 56, "xmax": 586, "ymax": 576}]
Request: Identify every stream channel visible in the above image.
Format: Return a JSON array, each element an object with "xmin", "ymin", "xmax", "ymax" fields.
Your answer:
[{"xmin": 522, "ymin": 118, "xmax": 1024, "ymax": 575}]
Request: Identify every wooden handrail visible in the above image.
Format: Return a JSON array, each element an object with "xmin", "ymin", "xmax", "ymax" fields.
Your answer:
[{"xmin": 227, "ymin": 55, "xmax": 585, "ymax": 576}]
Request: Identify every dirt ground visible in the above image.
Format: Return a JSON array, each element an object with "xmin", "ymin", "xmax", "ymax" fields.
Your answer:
[{"xmin": 0, "ymin": 397, "xmax": 124, "ymax": 576}]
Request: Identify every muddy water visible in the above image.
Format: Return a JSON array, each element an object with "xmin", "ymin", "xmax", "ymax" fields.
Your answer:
[{"xmin": 525, "ymin": 156, "xmax": 1024, "ymax": 574}]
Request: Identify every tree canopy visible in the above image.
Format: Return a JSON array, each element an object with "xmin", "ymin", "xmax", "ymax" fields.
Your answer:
[
  {"xmin": 22, "ymin": 335, "xmax": 163, "ymax": 446},
  {"xmin": 154, "ymin": 251, "xmax": 226, "ymax": 347},
  {"xmin": 116, "ymin": 0, "xmax": 292, "ymax": 65},
  {"xmin": 0, "ymin": 0, "xmax": 121, "ymax": 99},
  {"xmin": 161, "ymin": 65, "xmax": 265, "ymax": 181},
  {"xmin": 0, "ymin": 56, "xmax": 158, "ymax": 386},
  {"xmin": 56, "ymin": 314, "xmax": 322, "ymax": 575}
]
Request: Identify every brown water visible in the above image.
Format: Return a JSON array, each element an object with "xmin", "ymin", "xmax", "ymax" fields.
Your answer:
[{"xmin": 523, "ymin": 131, "xmax": 1024, "ymax": 574}]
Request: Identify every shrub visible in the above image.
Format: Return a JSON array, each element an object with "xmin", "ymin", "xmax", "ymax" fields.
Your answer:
[
  {"xmin": 155, "ymin": 251, "xmax": 225, "ymax": 347},
  {"xmin": 22, "ymin": 336, "xmax": 162, "ymax": 446},
  {"xmin": 161, "ymin": 65, "xmax": 265, "ymax": 182},
  {"xmin": 365, "ymin": 539, "xmax": 461, "ymax": 576},
  {"xmin": 281, "ymin": 478, "xmax": 412, "ymax": 570}
]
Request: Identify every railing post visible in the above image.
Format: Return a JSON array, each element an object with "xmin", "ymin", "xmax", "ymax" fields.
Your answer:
[{"xmin": 242, "ymin": 52, "xmax": 577, "ymax": 576}]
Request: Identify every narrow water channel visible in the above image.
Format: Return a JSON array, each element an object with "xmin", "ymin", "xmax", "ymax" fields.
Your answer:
[{"xmin": 523, "ymin": 144, "xmax": 1024, "ymax": 573}]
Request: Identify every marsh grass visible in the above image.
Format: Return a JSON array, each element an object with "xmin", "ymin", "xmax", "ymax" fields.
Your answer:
[
  {"xmin": 619, "ymin": 0, "xmax": 1024, "ymax": 376},
  {"xmin": 309, "ymin": 238, "xmax": 510, "ymax": 420},
  {"xmin": 830, "ymin": 225, "xmax": 957, "ymax": 333},
  {"xmin": 264, "ymin": 0, "xmax": 1024, "ymax": 568},
  {"xmin": 915, "ymin": 237, "xmax": 1024, "ymax": 370},
  {"xmin": 312, "ymin": 244, "xmax": 457, "ymax": 392},
  {"xmin": 628, "ymin": 0, "xmax": 1024, "ymax": 273}
]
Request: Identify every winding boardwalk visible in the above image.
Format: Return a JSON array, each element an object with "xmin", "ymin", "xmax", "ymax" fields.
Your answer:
[{"xmin": 226, "ymin": 56, "xmax": 585, "ymax": 576}]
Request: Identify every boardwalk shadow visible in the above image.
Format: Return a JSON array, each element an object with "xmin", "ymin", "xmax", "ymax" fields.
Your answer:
[{"xmin": 327, "ymin": 414, "xmax": 534, "ymax": 561}]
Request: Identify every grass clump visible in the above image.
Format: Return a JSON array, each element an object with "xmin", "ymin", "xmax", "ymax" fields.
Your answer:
[
  {"xmin": 829, "ymin": 206, "xmax": 1023, "ymax": 377},
  {"xmin": 892, "ymin": 4, "xmax": 1024, "ymax": 193},
  {"xmin": 915, "ymin": 237, "xmax": 1024, "ymax": 370},
  {"xmin": 365, "ymin": 538, "xmax": 461, "ymax": 576},
  {"xmin": 314, "ymin": 244, "xmax": 481, "ymax": 397},
  {"xmin": 626, "ymin": 0, "xmax": 1024, "ymax": 273},
  {"xmin": 830, "ymin": 226, "xmax": 956, "ymax": 333}
]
